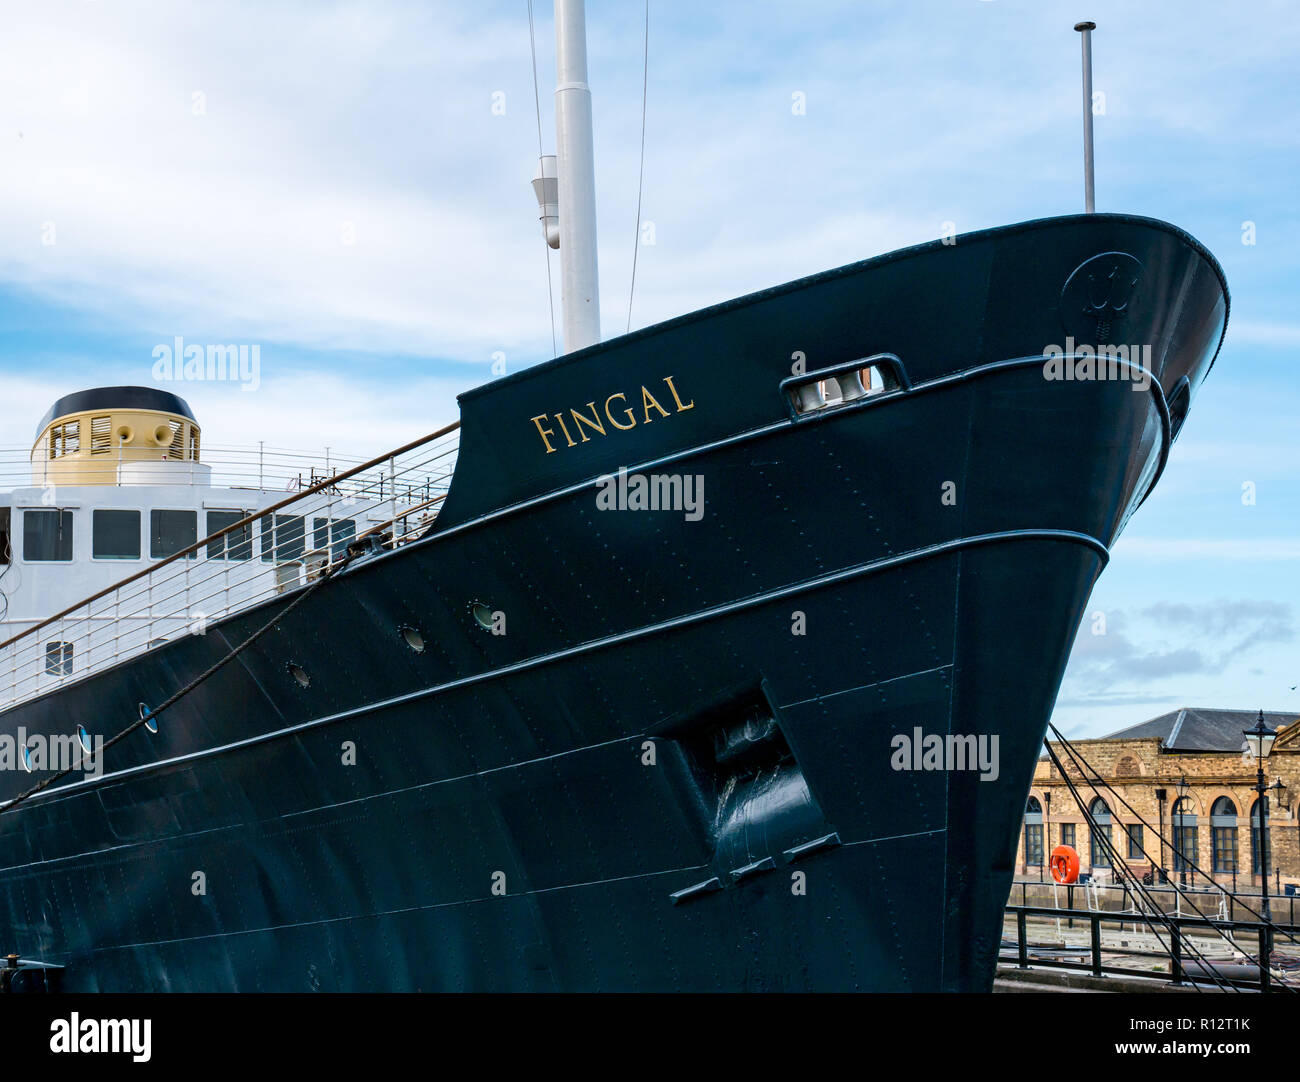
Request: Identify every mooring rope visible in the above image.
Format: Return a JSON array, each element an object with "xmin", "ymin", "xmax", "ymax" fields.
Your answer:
[
  {"xmin": 1045, "ymin": 724, "xmax": 1296, "ymax": 990},
  {"xmin": 0, "ymin": 548, "xmax": 361, "ymax": 817},
  {"xmin": 1042, "ymin": 738, "xmax": 1229, "ymax": 992},
  {"xmin": 1049, "ymin": 721, "xmax": 1300, "ymax": 957}
]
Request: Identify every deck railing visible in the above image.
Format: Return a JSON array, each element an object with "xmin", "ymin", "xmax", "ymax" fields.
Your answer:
[
  {"xmin": 0, "ymin": 423, "xmax": 460, "ymax": 713},
  {"xmin": 0, "ymin": 441, "xmax": 410, "ymax": 493}
]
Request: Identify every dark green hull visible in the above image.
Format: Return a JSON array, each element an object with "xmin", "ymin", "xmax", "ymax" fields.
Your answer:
[{"xmin": 0, "ymin": 214, "xmax": 1227, "ymax": 990}]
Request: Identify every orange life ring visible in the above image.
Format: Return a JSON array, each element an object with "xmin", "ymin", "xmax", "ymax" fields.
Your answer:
[{"xmin": 1050, "ymin": 844, "xmax": 1080, "ymax": 884}]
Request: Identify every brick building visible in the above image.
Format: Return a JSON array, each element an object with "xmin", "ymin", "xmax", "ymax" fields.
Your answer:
[{"xmin": 1017, "ymin": 708, "xmax": 1300, "ymax": 890}]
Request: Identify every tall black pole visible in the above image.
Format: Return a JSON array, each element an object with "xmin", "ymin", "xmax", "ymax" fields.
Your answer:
[
  {"xmin": 1259, "ymin": 761, "xmax": 1272, "ymax": 964},
  {"xmin": 1156, "ymin": 788, "xmax": 1167, "ymax": 885}
]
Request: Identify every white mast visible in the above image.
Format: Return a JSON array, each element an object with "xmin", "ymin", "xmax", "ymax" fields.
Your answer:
[{"xmin": 554, "ymin": 0, "xmax": 601, "ymax": 352}]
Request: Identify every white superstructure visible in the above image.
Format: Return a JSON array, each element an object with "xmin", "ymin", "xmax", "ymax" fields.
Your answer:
[{"xmin": 0, "ymin": 387, "xmax": 458, "ymax": 707}]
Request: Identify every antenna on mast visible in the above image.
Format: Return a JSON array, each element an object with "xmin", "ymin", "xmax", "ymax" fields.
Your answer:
[{"xmin": 1074, "ymin": 21, "xmax": 1097, "ymax": 213}]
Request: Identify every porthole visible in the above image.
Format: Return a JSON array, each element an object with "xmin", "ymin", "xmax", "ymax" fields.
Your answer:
[
  {"xmin": 77, "ymin": 725, "xmax": 93, "ymax": 755},
  {"xmin": 400, "ymin": 626, "xmax": 426, "ymax": 654},
  {"xmin": 287, "ymin": 662, "xmax": 311, "ymax": 689},
  {"xmin": 470, "ymin": 602, "xmax": 494, "ymax": 632},
  {"xmin": 139, "ymin": 702, "xmax": 157, "ymax": 734}
]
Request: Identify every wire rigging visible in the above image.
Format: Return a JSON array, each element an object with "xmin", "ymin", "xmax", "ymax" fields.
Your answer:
[
  {"xmin": 1042, "ymin": 739, "xmax": 1228, "ymax": 992},
  {"xmin": 1045, "ymin": 723, "xmax": 1296, "ymax": 989},
  {"xmin": 527, "ymin": 0, "xmax": 558, "ymax": 358},
  {"xmin": 1049, "ymin": 721, "xmax": 1300, "ymax": 954},
  {"xmin": 626, "ymin": 0, "xmax": 649, "ymax": 333}
]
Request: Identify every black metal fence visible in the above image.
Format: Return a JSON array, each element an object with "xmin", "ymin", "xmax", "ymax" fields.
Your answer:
[{"xmin": 1003, "ymin": 903, "xmax": 1299, "ymax": 991}]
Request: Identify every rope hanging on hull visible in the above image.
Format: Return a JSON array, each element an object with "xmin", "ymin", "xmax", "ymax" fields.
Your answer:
[{"xmin": 0, "ymin": 548, "xmax": 361, "ymax": 817}]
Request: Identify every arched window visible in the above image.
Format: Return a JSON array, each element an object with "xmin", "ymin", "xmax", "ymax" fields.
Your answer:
[
  {"xmin": 1089, "ymin": 797, "xmax": 1112, "ymax": 868},
  {"xmin": 1024, "ymin": 797, "xmax": 1044, "ymax": 866},
  {"xmin": 1210, "ymin": 797, "xmax": 1238, "ymax": 874},
  {"xmin": 1172, "ymin": 798, "xmax": 1198, "ymax": 874},
  {"xmin": 1251, "ymin": 798, "xmax": 1272, "ymax": 876}
]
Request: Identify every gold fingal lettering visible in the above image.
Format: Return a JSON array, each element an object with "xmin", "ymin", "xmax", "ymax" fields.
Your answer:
[
  {"xmin": 663, "ymin": 375, "xmax": 694, "ymax": 412},
  {"xmin": 531, "ymin": 414, "xmax": 558, "ymax": 454},
  {"xmin": 640, "ymin": 385, "xmax": 669, "ymax": 423},
  {"xmin": 553, "ymin": 412, "xmax": 577, "ymax": 447},
  {"xmin": 570, "ymin": 402, "xmax": 606, "ymax": 442},
  {"xmin": 605, "ymin": 393, "xmax": 637, "ymax": 430}
]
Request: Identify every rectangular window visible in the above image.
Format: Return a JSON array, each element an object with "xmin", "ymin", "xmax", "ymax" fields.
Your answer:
[
  {"xmin": 1252, "ymin": 827, "xmax": 1270, "ymax": 874},
  {"xmin": 206, "ymin": 511, "xmax": 254, "ymax": 561},
  {"xmin": 1126, "ymin": 823, "xmax": 1144, "ymax": 860},
  {"xmin": 1090, "ymin": 824, "xmax": 1112, "ymax": 868},
  {"xmin": 1061, "ymin": 823, "xmax": 1075, "ymax": 850},
  {"xmin": 1024, "ymin": 824, "xmax": 1043, "ymax": 866},
  {"xmin": 92, "ymin": 509, "xmax": 141, "ymax": 560},
  {"xmin": 1212, "ymin": 826, "xmax": 1238, "ymax": 873},
  {"xmin": 262, "ymin": 515, "xmax": 305, "ymax": 563},
  {"xmin": 23, "ymin": 509, "xmax": 74, "ymax": 562},
  {"xmin": 49, "ymin": 421, "xmax": 81, "ymax": 458},
  {"xmin": 312, "ymin": 517, "xmax": 356, "ymax": 558},
  {"xmin": 45, "ymin": 641, "xmax": 73, "ymax": 676},
  {"xmin": 90, "ymin": 415, "xmax": 113, "ymax": 454},
  {"xmin": 0, "ymin": 507, "xmax": 10, "ymax": 565},
  {"xmin": 1173, "ymin": 826, "xmax": 1198, "ymax": 873},
  {"xmin": 150, "ymin": 509, "xmax": 198, "ymax": 559}
]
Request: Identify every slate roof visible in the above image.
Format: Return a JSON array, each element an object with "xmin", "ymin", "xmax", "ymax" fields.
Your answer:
[{"xmin": 1102, "ymin": 708, "xmax": 1298, "ymax": 753}]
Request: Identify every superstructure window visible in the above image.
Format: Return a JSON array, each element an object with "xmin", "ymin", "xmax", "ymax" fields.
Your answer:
[
  {"xmin": 0, "ymin": 508, "xmax": 10, "ymax": 565},
  {"xmin": 90, "ymin": 416, "xmax": 113, "ymax": 454},
  {"xmin": 150, "ymin": 509, "xmax": 197, "ymax": 559},
  {"xmin": 45, "ymin": 641, "xmax": 73, "ymax": 676},
  {"xmin": 23, "ymin": 509, "xmax": 74, "ymax": 562},
  {"xmin": 312, "ymin": 517, "xmax": 356, "ymax": 558},
  {"xmin": 92, "ymin": 509, "xmax": 141, "ymax": 560},
  {"xmin": 48, "ymin": 421, "xmax": 80, "ymax": 459},
  {"xmin": 166, "ymin": 420, "xmax": 185, "ymax": 460},
  {"xmin": 206, "ymin": 510, "xmax": 254, "ymax": 561},
  {"xmin": 262, "ymin": 515, "xmax": 305, "ymax": 563}
]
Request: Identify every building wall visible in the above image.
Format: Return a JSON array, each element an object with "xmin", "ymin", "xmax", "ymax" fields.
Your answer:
[{"xmin": 1015, "ymin": 736, "xmax": 1300, "ymax": 890}]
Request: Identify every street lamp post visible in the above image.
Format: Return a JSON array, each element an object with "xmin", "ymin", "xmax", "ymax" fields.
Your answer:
[
  {"xmin": 1155, "ymin": 787, "xmax": 1167, "ymax": 885},
  {"xmin": 1244, "ymin": 710, "xmax": 1278, "ymax": 966},
  {"xmin": 1175, "ymin": 775, "xmax": 1191, "ymax": 888},
  {"xmin": 1043, "ymin": 791, "xmax": 1052, "ymax": 885}
]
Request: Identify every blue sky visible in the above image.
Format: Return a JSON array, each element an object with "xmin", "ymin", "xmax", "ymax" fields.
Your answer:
[{"xmin": 0, "ymin": 0, "xmax": 1296, "ymax": 736}]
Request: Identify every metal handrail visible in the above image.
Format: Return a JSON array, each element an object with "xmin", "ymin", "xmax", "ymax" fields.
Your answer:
[
  {"xmin": 1004, "ymin": 903, "xmax": 1296, "ymax": 991},
  {"xmin": 0, "ymin": 421, "xmax": 459, "ymax": 655},
  {"xmin": 0, "ymin": 443, "xmax": 416, "ymax": 491},
  {"xmin": 0, "ymin": 424, "xmax": 460, "ymax": 711}
]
